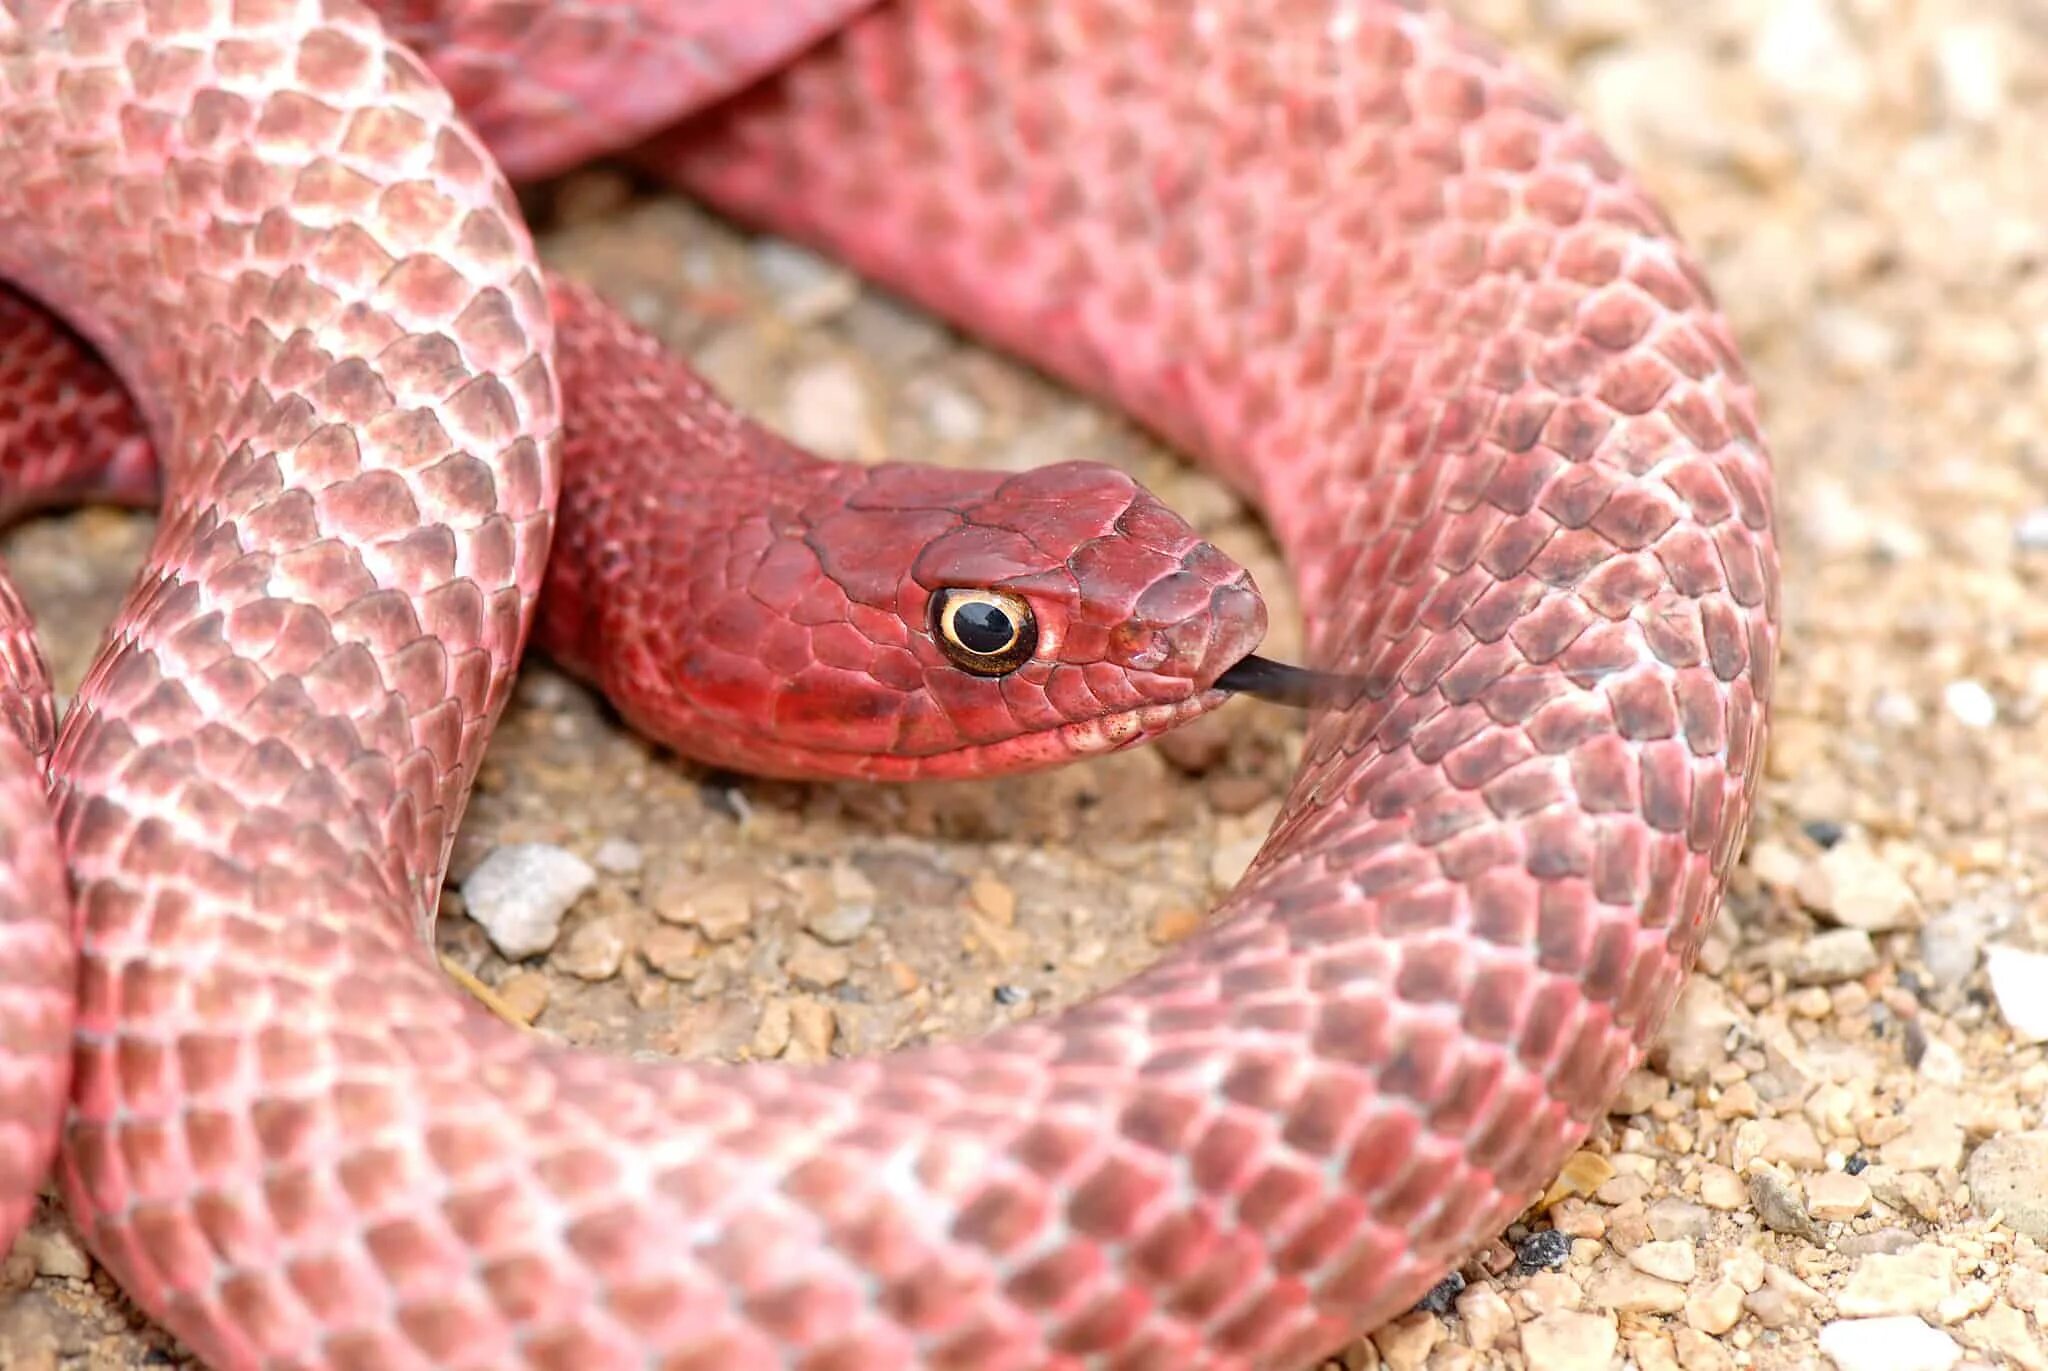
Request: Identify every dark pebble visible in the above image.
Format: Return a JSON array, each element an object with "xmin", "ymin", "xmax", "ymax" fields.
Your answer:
[
  {"xmin": 1845, "ymin": 1154, "xmax": 1869, "ymax": 1175},
  {"xmin": 1749, "ymin": 1170, "xmax": 1822, "ymax": 1240},
  {"xmin": 1803, "ymin": 819, "xmax": 1846, "ymax": 848},
  {"xmin": 1514, "ymin": 1229, "xmax": 1571, "ymax": 1274},
  {"xmin": 699, "ymin": 775, "xmax": 749, "ymax": 819},
  {"xmin": 1411, "ymin": 1271, "xmax": 1466, "ymax": 1315},
  {"xmin": 993, "ymin": 984, "xmax": 1029, "ymax": 1006},
  {"xmin": 1902, "ymin": 1018, "xmax": 1930, "ymax": 1066}
]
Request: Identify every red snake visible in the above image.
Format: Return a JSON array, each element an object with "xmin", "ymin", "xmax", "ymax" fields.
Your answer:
[{"xmin": 0, "ymin": 0, "xmax": 1777, "ymax": 1366}]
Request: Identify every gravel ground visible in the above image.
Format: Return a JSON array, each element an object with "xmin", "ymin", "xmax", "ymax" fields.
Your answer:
[{"xmin": 3, "ymin": 2, "xmax": 2047, "ymax": 1368}]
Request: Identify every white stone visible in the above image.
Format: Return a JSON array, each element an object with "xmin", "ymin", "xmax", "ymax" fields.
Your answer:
[
  {"xmin": 1818, "ymin": 1316, "xmax": 1961, "ymax": 1371},
  {"xmin": 1986, "ymin": 944, "xmax": 2048, "ymax": 1043},
  {"xmin": 460, "ymin": 844, "xmax": 596, "ymax": 960},
  {"xmin": 1942, "ymin": 679, "xmax": 1997, "ymax": 729}
]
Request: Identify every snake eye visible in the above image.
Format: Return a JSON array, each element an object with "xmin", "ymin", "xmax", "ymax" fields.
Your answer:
[{"xmin": 931, "ymin": 588, "xmax": 1037, "ymax": 677}]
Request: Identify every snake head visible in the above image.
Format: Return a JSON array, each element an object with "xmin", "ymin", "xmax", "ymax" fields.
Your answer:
[
  {"xmin": 886, "ymin": 459, "xmax": 1269, "ymax": 774},
  {"xmin": 616, "ymin": 459, "xmax": 1272, "ymax": 782}
]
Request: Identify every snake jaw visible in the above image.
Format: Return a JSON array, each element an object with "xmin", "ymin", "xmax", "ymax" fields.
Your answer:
[{"xmin": 1024, "ymin": 686, "xmax": 1238, "ymax": 765}]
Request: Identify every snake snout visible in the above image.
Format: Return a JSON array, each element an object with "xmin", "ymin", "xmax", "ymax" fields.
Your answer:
[{"xmin": 1181, "ymin": 576, "xmax": 1269, "ymax": 688}]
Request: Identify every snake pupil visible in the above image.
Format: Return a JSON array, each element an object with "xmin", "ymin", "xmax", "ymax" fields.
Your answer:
[
  {"xmin": 953, "ymin": 600, "xmax": 1015, "ymax": 654},
  {"xmin": 932, "ymin": 588, "xmax": 1036, "ymax": 676}
]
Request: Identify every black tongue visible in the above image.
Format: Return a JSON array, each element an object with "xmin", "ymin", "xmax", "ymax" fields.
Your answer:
[{"xmin": 1212, "ymin": 654, "xmax": 1360, "ymax": 709}]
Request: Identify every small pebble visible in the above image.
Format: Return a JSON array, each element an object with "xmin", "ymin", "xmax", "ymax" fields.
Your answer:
[
  {"xmin": 1514, "ymin": 1229, "xmax": 1572, "ymax": 1274},
  {"xmin": 1984, "ymin": 943, "xmax": 2048, "ymax": 1041},
  {"xmin": 993, "ymin": 983, "xmax": 1029, "ymax": 1007},
  {"xmin": 495, "ymin": 970, "xmax": 550, "ymax": 1024},
  {"xmin": 1787, "ymin": 928, "xmax": 1879, "ymax": 985},
  {"xmin": 804, "ymin": 901, "xmax": 875, "ymax": 946},
  {"xmin": 1804, "ymin": 818, "xmax": 1847, "ymax": 848},
  {"xmin": 751, "ymin": 999, "xmax": 793, "ymax": 1058},
  {"xmin": 556, "ymin": 916, "xmax": 627, "ymax": 980},
  {"xmin": 1934, "ymin": 22, "xmax": 2008, "ymax": 123},
  {"xmin": 1409, "ymin": 1271, "xmax": 1464, "ymax": 1316},
  {"xmin": 1916, "ymin": 894, "xmax": 2014, "ymax": 989},
  {"xmin": 1647, "ymin": 1199, "xmax": 1710, "ymax": 1242},
  {"xmin": 1807, "ymin": 1170, "xmax": 1873, "ymax": 1221},
  {"xmin": 785, "ymin": 938, "xmax": 850, "ymax": 990},
  {"xmin": 1370, "ymin": 1310, "xmax": 1441, "ymax": 1371},
  {"xmin": 1871, "ymin": 690, "xmax": 1923, "ymax": 729},
  {"xmin": 1551, "ymin": 1199, "xmax": 1605, "ymax": 1239},
  {"xmin": 1914, "ymin": 1035, "xmax": 1965, "ymax": 1086},
  {"xmin": 1609, "ymin": 1069, "xmax": 1669, "ymax": 1115},
  {"xmin": 1737, "ymin": 1117, "xmax": 1826, "ymax": 1170},
  {"xmin": 1941, "ymin": 679, "xmax": 1997, "ymax": 728},
  {"xmin": 1653, "ymin": 980, "xmax": 1747, "ymax": 1085},
  {"xmin": 1627, "ymin": 1239, "xmax": 1698, "ymax": 1284},
  {"xmin": 1520, "ymin": 1309, "xmax": 1618, "ymax": 1371},
  {"xmin": 1593, "ymin": 1172, "xmax": 1651, "ymax": 1207},
  {"xmin": 1963, "ymin": 1130, "xmax": 2048, "ymax": 1242},
  {"xmin": 1698, "ymin": 1165, "xmax": 1749, "ymax": 1210},
  {"xmin": 786, "ymin": 1001, "xmax": 838, "ymax": 1062},
  {"xmin": 969, "ymin": 874, "xmax": 1017, "ymax": 925},
  {"xmin": 461, "ymin": 844, "xmax": 596, "ymax": 960},
  {"xmin": 1589, "ymin": 1266, "xmax": 1686, "ymax": 1314},
  {"xmin": 1868, "ymin": 1168, "xmax": 1947, "ymax": 1222},
  {"xmin": 591, "ymin": 838, "xmax": 643, "ymax": 875},
  {"xmin": 1723, "ymin": 1249, "xmax": 1768, "ymax": 1293},
  {"xmin": 831, "ymin": 862, "xmax": 878, "ymax": 904},
  {"xmin": 1837, "ymin": 1245, "xmax": 1957, "ymax": 1318},
  {"xmin": 2015, "ymin": 506, "xmax": 2048, "ymax": 551},
  {"xmin": 1749, "ymin": 1170, "xmax": 1821, "ymax": 1239},
  {"xmin": 1685, "ymin": 1279, "xmax": 1745, "ymax": 1337},
  {"xmin": 1840, "ymin": 1229, "xmax": 1921, "ymax": 1258},
  {"xmin": 1817, "ymin": 1315, "xmax": 1961, "ymax": 1371},
  {"xmin": 650, "ymin": 875, "xmax": 756, "ymax": 942},
  {"xmin": 1148, "ymin": 907, "xmax": 1203, "ymax": 944},
  {"xmin": 1964, "ymin": 1303, "xmax": 2045, "ymax": 1369},
  {"xmin": 1546, "ymin": 1150, "xmax": 1617, "ymax": 1205},
  {"xmin": 17, "ymin": 1227, "xmax": 90, "ymax": 1281},
  {"xmin": 1797, "ymin": 844, "xmax": 1919, "ymax": 931},
  {"xmin": 1744, "ymin": 1286, "xmax": 1799, "ymax": 1328},
  {"xmin": 641, "ymin": 925, "xmax": 706, "ymax": 981},
  {"xmin": 1454, "ymin": 1283, "xmax": 1515, "ymax": 1351},
  {"xmin": 1673, "ymin": 1326, "xmax": 1732, "ymax": 1371}
]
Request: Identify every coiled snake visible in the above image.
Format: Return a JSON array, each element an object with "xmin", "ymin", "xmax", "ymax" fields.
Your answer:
[{"xmin": 0, "ymin": 0, "xmax": 1776, "ymax": 1366}]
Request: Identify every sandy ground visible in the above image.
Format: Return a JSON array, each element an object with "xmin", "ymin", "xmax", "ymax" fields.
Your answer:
[{"xmin": 1, "ymin": 1, "xmax": 2046, "ymax": 1368}]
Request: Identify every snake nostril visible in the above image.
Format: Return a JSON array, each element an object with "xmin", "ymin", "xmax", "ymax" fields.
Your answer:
[
  {"xmin": 1123, "ymin": 634, "xmax": 1169, "ymax": 671},
  {"xmin": 1157, "ymin": 617, "xmax": 1217, "ymax": 676},
  {"xmin": 1174, "ymin": 583, "xmax": 1265, "ymax": 684}
]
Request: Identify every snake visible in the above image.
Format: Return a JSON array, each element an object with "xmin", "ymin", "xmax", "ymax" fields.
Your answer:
[{"xmin": 0, "ymin": 0, "xmax": 1779, "ymax": 1367}]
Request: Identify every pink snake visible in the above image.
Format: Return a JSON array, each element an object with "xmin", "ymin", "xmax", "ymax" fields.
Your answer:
[{"xmin": 0, "ymin": 0, "xmax": 1778, "ymax": 1367}]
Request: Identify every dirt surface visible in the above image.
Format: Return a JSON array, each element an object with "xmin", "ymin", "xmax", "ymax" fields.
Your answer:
[{"xmin": 3, "ymin": 2, "xmax": 2047, "ymax": 1368}]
